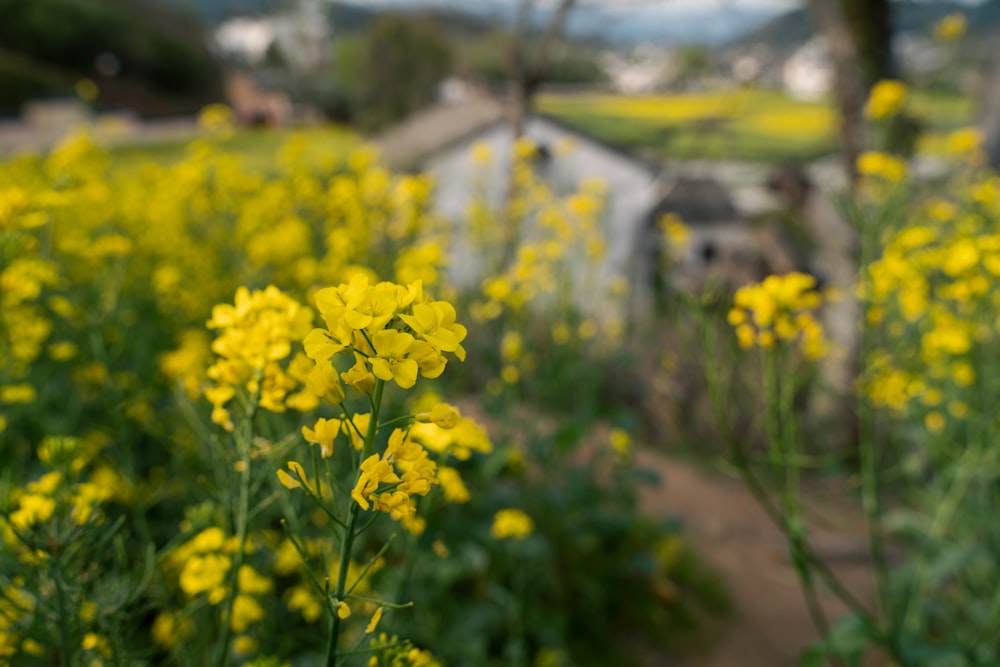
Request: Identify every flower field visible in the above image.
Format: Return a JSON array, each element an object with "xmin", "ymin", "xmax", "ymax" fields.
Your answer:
[
  {"xmin": 4, "ymin": 81, "xmax": 1000, "ymax": 666},
  {"xmin": 0, "ymin": 117, "xmax": 728, "ymax": 667},
  {"xmin": 537, "ymin": 88, "xmax": 975, "ymax": 161}
]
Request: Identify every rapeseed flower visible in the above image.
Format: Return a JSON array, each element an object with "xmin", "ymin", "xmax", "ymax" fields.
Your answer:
[
  {"xmin": 729, "ymin": 273, "xmax": 828, "ymax": 359},
  {"xmin": 864, "ymin": 80, "xmax": 908, "ymax": 120},
  {"xmin": 934, "ymin": 13, "xmax": 967, "ymax": 41},
  {"xmin": 491, "ymin": 509, "xmax": 534, "ymax": 539}
]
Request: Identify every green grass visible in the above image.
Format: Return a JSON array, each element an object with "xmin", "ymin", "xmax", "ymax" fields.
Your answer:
[
  {"xmin": 108, "ymin": 125, "xmax": 362, "ymax": 172},
  {"xmin": 538, "ymin": 88, "xmax": 978, "ymax": 162}
]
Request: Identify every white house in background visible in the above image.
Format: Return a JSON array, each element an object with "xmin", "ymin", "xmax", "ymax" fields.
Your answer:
[
  {"xmin": 377, "ymin": 97, "xmax": 662, "ymax": 322},
  {"xmin": 270, "ymin": 0, "xmax": 331, "ymax": 73},
  {"xmin": 213, "ymin": 17, "xmax": 275, "ymax": 65},
  {"xmin": 783, "ymin": 37, "xmax": 833, "ymax": 101},
  {"xmin": 894, "ymin": 32, "xmax": 943, "ymax": 77},
  {"xmin": 212, "ymin": 0, "xmax": 331, "ymax": 73},
  {"xmin": 601, "ymin": 46, "xmax": 674, "ymax": 95}
]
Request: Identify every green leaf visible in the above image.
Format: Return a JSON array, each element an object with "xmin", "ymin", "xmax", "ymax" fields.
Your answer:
[{"xmin": 798, "ymin": 643, "xmax": 827, "ymax": 667}]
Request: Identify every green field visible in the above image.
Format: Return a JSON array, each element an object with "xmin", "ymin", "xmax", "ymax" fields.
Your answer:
[
  {"xmin": 538, "ymin": 88, "xmax": 977, "ymax": 162},
  {"xmin": 107, "ymin": 124, "xmax": 361, "ymax": 171}
]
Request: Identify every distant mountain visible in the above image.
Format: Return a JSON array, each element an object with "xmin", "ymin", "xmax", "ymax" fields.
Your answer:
[
  {"xmin": 334, "ymin": 0, "xmax": 783, "ymax": 46},
  {"xmin": 159, "ymin": 0, "xmax": 379, "ymax": 28},
  {"xmin": 158, "ymin": 0, "xmax": 276, "ymax": 23},
  {"xmin": 159, "ymin": 0, "xmax": 788, "ymax": 46},
  {"xmin": 738, "ymin": 0, "xmax": 1000, "ymax": 51},
  {"xmin": 564, "ymin": 4, "xmax": 780, "ymax": 46}
]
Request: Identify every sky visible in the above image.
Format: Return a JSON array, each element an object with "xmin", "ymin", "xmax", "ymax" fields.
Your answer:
[
  {"xmin": 342, "ymin": 0, "xmax": 984, "ymax": 7},
  {"xmin": 341, "ymin": 0, "xmax": 798, "ymax": 9}
]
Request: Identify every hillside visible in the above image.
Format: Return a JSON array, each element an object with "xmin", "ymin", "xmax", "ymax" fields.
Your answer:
[
  {"xmin": 738, "ymin": 0, "xmax": 1000, "ymax": 52},
  {"xmin": 0, "ymin": 0, "xmax": 221, "ymax": 116}
]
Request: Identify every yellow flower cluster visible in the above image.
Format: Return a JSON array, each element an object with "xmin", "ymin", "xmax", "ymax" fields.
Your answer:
[
  {"xmin": 466, "ymin": 140, "xmax": 626, "ymax": 395},
  {"xmin": 162, "ymin": 527, "xmax": 273, "ymax": 649},
  {"xmin": 857, "ymin": 151, "xmax": 907, "ymax": 184},
  {"xmin": 303, "ymin": 275, "xmax": 466, "ymax": 392},
  {"xmin": 1, "ymin": 444, "xmax": 125, "ymax": 549},
  {"xmin": 0, "ymin": 447, "xmax": 135, "ymax": 661},
  {"xmin": 945, "ymin": 126, "xmax": 986, "ymax": 164},
  {"xmin": 205, "ymin": 286, "xmax": 316, "ymax": 430},
  {"xmin": 862, "ymin": 169, "xmax": 1000, "ymax": 423},
  {"xmin": 351, "ymin": 427, "xmax": 438, "ymax": 518},
  {"xmin": 864, "ymin": 80, "xmax": 908, "ymax": 120},
  {"xmin": 490, "ymin": 508, "xmax": 534, "ymax": 540},
  {"xmin": 0, "ymin": 586, "xmax": 36, "ymax": 659},
  {"xmin": 659, "ymin": 212, "xmax": 690, "ymax": 264},
  {"xmin": 728, "ymin": 272, "xmax": 828, "ymax": 359},
  {"xmin": 369, "ymin": 633, "xmax": 443, "ymax": 667},
  {"xmin": 0, "ymin": 255, "xmax": 58, "ymax": 429},
  {"xmin": 277, "ymin": 278, "xmax": 475, "ymax": 535},
  {"xmin": 934, "ymin": 12, "xmax": 967, "ymax": 41}
]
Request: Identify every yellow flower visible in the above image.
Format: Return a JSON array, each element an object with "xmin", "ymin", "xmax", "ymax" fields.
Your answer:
[
  {"xmin": 233, "ymin": 636, "xmax": 258, "ymax": 655},
  {"xmin": 730, "ymin": 272, "xmax": 827, "ymax": 355},
  {"xmin": 857, "ymin": 151, "xmax": 906, "ymax": 183},
  {"xmin": 491, "ymin": 508, "xmax": 534, "ymax": 540},
  {"xmin": 660, "ymin": 213, "xmax": 690, "ymax": 250},
  {"xmin": 230, "ymin": 595, "xmax": 264, "ymax": 632},
  {"xmin": 471, "ymin": 142, "xmax": 492, "ymax": 165},
  {"xmin": 277, "ymin": 461, "xmax": 308, "ymax": 491},
  {"xmin": 342, "ymin": 356, "xmax": 376, "ymax": 395},
  {"xmin": 287, "ymin": 585, "xmax": 323, "ymax": 622},
  {"xmin": 416, "ymin": 403, "xmax": 460, "ymax": 429},
  {"xmin": 81, "ymin": 633, "xmax": 110, "ymax": 656},
  {"xmin": 75, "ymin": 78, "xmax": 98, "ymax": 102},
  {"xmin": 946, "ymin": 127, "xmax": 984, "ymax": 161},
  {"xmin": 306, "ymin": 360, "xmax": 346, "ymax": 404},
  {"xmin": 432, "ymin": 540, "xmax": 450, "ymax": 558},
  {"xmin": 302, "ymin": 418, "xmax": 341, "ymax": 457},
  {"xmin": 178, "ymin": 553, "xmax": 230, "ymax": 599},
  {"xmin": 352, "ymin": 454, "xmax": 401, "ymax": 510},
  {"xmin": 366, "ymin": 607, "xmax": 383, "ymax": 634},
  {"xmin": 238, "ymin": 565, "xmax": 273, "ymax": 595},
  {"xmin": 10, "ymin": 494, "xmax": 56, "ymax": 530},
  {"xmin": 370, "ymin": 329, "xmax": 420, "ymax": 388},
  {"xmin": 437, "ymin": 467, "xmax": 470, "ymax": 503},
  {"xmin": 337, "ymin": 601, "xmax": 351, "ymax": 620},
  {"xmin": 925, "ymin": 411, "xmax": 945, "ymax": 432},
  {"xmin": 0, "ymin": 384, "xmax": 36, "ymax": 404},
  {"xmin": 609, "ymin": 428, "xmax": 632, "ymax": 461},
  {"xmin": 934, "ymin": 12, "xmax": 966, "ymax": 41},
  {"xmin": 198, "ymin": 103, "xmax": 235, "ymax": 134},
  {"xmin": 399, "ymin": 300, "xmax": 468, "ymax": 361},
  {"xmin": 864, "ymin": 80, "xmax": 907, "ymax": 120}
]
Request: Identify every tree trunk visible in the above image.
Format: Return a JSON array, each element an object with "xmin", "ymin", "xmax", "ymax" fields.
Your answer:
[
  {"xmin": 980, "ymin": 45, "xmax": 1000, "ymax": 169},
  {"xmin": 506, "ymin": 0, "xmax": 577, "ymax": 140},
  {"xmin": 502, "ymin": 0, "xmax": 578, "ymax": 263},
  {"xmin": 806, "ymin": 0, "xmax": 868, "ymax": 188},
  {"xmin": 840, "ymin": 0, "xmax": 895, "ymax": 88}
]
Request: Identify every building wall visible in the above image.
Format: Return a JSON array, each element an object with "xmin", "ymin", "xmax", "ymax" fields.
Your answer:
[{"xmin": 424, "ymin": 116, "xmax": 660, "ymax": 322}]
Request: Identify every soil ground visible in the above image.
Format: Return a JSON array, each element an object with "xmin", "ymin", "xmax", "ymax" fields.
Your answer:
[{"xmin": 636, "ymin": 448, "xmax": 878, "ymax": 667}]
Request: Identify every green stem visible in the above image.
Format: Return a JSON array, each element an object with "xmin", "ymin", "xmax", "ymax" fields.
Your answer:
[
  {"xmin": 53, "ymin": 558, "xmax": 77, "ymax": 667},
  {"xmin": 214, "ymin": 389, "xmax": 257, "ymax": 667},
  {"xmin": 901, "ymin": 439, "xmax": 988, "ymax": 637},
  {"xmin": 697, "ymin": 304, "xmax": 876, "ymax": 627},
  {"xmin": 327, "ymin": 379, "xmax": 385, "ymax": 666},
  {"xmin": 377, "ymin": 414, "xmax": 415, "ymax": 431},
  {"xmin": 855, "ymin": 199, "xmax": 895, "ymax": 657},
  {"xmin": 777, "ymin": 350, "xmax": 834, "ymax": 657}
]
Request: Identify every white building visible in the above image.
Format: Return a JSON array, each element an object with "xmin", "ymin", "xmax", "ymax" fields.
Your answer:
[
  {"xmin": 212, "ymin": 1, "xmax": 331, "ymax": 73},
  {"xmin": 782, "ymin": 37, "xmax": 833, "ymax": 101},
  {"xmin": 377, "ymin": 97, "xmax": 662, "ymax": 322}
]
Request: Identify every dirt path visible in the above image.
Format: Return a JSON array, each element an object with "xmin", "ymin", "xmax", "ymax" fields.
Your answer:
[{"xmin": 636, "ymin": 449, "xmax": 877, "ymax": 667}]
